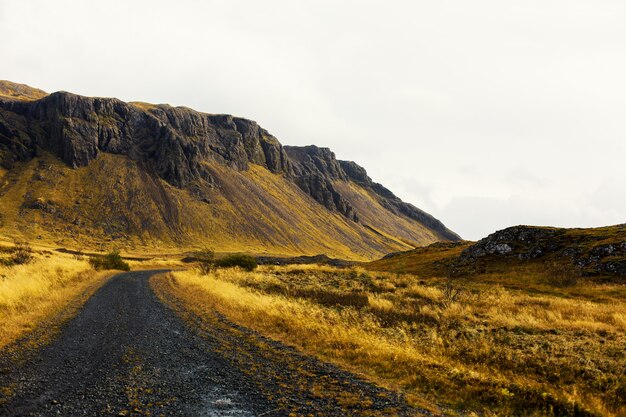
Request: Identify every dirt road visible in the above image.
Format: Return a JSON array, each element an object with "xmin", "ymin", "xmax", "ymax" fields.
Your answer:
[{"xmin": 0, "ymin": 270, "xmax": 418, "ymax": 416}]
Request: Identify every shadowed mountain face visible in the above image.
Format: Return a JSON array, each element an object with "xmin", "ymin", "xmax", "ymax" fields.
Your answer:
[{"xmin": 0, "ymin": 80, "xmax": 459, "ymax": 258}]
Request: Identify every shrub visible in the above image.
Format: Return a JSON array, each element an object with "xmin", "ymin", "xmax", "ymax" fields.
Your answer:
[
  {"xmin": 89, "ymin": 250, "xmax": 130, "ymax": 271},
  {"xmin": 12, "ymin": 241, "xmax": 34, "ymax": 265},
  {"xmin": 215, "ymin": 254, "xmax": 257, "ymax": 271},
  {"xmin": 195, "ymin": 247, "xmax": 215, "ymax": 275},
  {"xmin": 441, "ymin": 279, "xmax": 462, "ymax": 308},
  {"xmin": 1, "ymin": 241, "xmax": 34, "ymax": 266}
]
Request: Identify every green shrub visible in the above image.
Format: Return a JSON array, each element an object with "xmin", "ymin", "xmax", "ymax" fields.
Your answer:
[
  {"xmin": 215, "ymin": 254, "xmax": 257, "ymax": 271},
  {"xmin": 89, "ymin": 250, "xmax": 130, "ymax": 271}
]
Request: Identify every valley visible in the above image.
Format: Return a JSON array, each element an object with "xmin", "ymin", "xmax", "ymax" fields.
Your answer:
[{"xmin": 0, "ymin": 80, "xmax": 624, "ymax": 416}]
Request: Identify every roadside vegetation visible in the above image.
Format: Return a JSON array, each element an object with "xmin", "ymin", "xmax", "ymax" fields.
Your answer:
[
  {"xmin": 193, "ymin": 249, "xmax": 258, "ymax": 273},
  {"xmin": 0, "ymin": 240, "xmax": 34, "ymax": 266},
  {"xmin": 156, "ymin": 264, "xmax": 626, "ymax": 416},
  {"xmin": 194, "ymin": 247, "xmax": 215, "ymax": 274},
  {"xmin": 88, "ymin": 250, "xmax": 130, "ymax": 271},
  {"xmin": 0, "ymin": 244, "xmax": 114, "ymax": 349},
  {"xmin": 214, "ymin": 253, "xmax": 257, "ymax": 271}
]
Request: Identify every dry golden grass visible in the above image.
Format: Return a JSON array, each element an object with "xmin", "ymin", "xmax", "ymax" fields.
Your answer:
[
  {"xmin": 0, "ymin": 251, "xmax": 112, "ymax": 349},
  {"xmin": 367, "ymin": 241, "xmax": 472, "ymax": 278},
  {"xmin": 129, "ymin": 101, "xmax": 158, "ymax": 111},
  {"xmin": 158, "ymin": 266, "xmax": 626, "ymax": 416}
]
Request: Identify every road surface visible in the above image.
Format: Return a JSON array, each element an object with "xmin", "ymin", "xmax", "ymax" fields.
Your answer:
[{"xmin": 0, "ymin": 270, "xmax": 418, "ymax": 416}]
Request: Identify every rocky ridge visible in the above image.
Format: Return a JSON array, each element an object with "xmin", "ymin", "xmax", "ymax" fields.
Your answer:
[{"xmin": 283, "ymin": 145, "xmax": 459, "ymax": 241}]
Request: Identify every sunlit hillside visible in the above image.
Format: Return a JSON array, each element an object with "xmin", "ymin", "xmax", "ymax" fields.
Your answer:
[
  {"xmin": 0, "ymin": 80, "xmax": 458, "ymax": 260},
  {"xmin": 0, "ymin": 153, "xmax": 442, "ymax": 260}
]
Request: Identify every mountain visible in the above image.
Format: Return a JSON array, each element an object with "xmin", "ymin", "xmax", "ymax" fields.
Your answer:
[
  {"xmin": 0, "ymin": 80, "xmax": 459, "ymax": 259},
  {"xmin": 368, "ymin": 224, "xmax": 626, "ymax": 281}
]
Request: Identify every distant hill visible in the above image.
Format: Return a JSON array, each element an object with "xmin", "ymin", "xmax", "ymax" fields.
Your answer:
[
  {"xmin": 368, "ymin": 224, "xmax": 626, "ymax": 281},
  {"xmin": 0, "ymin": 81, "xmax": 47, "ymax": 101},
  {"xmin": 0, "ymin": 80, "xmax": 459, "ymax": 258}
]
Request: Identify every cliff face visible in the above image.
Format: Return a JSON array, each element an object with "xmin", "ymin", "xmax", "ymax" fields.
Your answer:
[
  {"xmin": 0, "ymin": 81, "xmax": 459, "ymax": 256},
  {"xmin": 283, "ymin": 145, "xmax": 460, "ymax": 242},
  {"xmin": 339, "ymin": 160, "xmax": 460, "ymax": 242},
  {"xmin": 0, "ymin": 91, "xmax": 290, "ymax": 187},
  {"xmin": 284, "ymin": 145, "xmax": 357, "ymax": 221}
]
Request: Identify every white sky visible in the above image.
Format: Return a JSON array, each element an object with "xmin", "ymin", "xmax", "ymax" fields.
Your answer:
[{"xmin": 1, "ymin": 0, "xmax": 625, "ymax": 240}]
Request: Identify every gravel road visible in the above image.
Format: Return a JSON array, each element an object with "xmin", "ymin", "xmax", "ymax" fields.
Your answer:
[{"xmin": 0, "ymin": 270, "xmax": 419, "ymax": 416}]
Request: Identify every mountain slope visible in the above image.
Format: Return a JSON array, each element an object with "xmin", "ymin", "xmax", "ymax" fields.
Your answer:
[
  {"xmin": 0, "ymin": 80, "xmax": 459, "ymax": 259},
  {"xmin": 0, "ymin": 81, "xmax": 47, "ymax": 101}
]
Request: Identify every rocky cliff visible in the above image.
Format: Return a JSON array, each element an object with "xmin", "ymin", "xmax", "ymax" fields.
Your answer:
[
  {"xmin": 0, "ymin": 80, "xmax": 459, "ymax": 257},
  {"xmin": 283, "ymin": 146, "xmax": 459, "ymax": 241},
  {"xmin": 0, "ymin": 91, "xmax": 291, "ymax": 186}
]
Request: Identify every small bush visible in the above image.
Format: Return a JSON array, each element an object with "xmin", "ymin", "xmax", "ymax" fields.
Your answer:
[
  {"xmin": 215, "ymin": 254, "xmax": 257, "ymax": 271},
  {"xmin": 441, "ymin": 279, "xmax": 462, "ymax": 308},
  {"xmin": 1, "ymin": 241, "xmax": 34, "ymax": 266},
  {"xmin": 196, "ymin": 247, "xmax": 215, "ymax": 275},
  {"xmin": 89, "ymin": 250, "xmax": 130, "ymax": 271}
]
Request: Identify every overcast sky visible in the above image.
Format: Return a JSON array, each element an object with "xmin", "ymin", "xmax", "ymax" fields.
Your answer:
[{"xmin": 2, "ymin": 1, "xmax": 625, "ymax": 240}]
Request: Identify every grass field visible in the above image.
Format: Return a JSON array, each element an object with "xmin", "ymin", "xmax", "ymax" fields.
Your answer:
[{"xmin": 156, "ymin": 265, "xmax": 626, "ymax": 416}]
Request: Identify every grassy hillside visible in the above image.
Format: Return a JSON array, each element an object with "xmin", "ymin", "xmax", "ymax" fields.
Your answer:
[
  {"xmin": 0, "ymin": 80, "xmax": 47, "ymax": 101},
  {"xmin": 332, "ymin": 181, "xmax": 444, "ymax": 247},
  {"xmin": 0, "ymin": 152, "xmax": 436, "ymax": 259},
  {"xmin": 369, "ymin": 225, "xmax": 626, "ymax": 284},
  {"xmin": 368, "ymin": 241, "xmax": 472, "ymax": 277}
]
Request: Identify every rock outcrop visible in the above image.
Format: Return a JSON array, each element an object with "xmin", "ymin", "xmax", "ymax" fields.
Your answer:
[
  {"xmin": 284, "ymin": 145, "xmax": 357, "ymax": 221},
  {"xmin": 455, "ymin": 225, "xmax": 626, "ymax": 278},
  {"xmin": 458, "ymin": 226, "xmax": 564, "ymax": 261}
]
